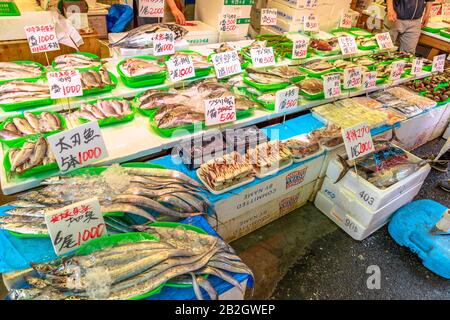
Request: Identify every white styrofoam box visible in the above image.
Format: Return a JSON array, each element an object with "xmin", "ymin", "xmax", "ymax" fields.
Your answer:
[
  {"xmin": 319, "ymin": 177, "xmax": 424, "ymax": 228},
  {"xmin": 183, "ymin": 21, "xmax": 220, "ymax": 46},
  {"xmin": 326, "ymin": 152, "xmax": 430, "ymax": 211},
  {"xmin": 214, "ymin": 152, "xmax": 325, "ymax": 223},
  {"xmin": 0, "ymin": 11, "xmax": 53, "ymax": 41},
  {"xmin": 195, "ymin": 0, "xmax": 253, "ymax": 31},
  {"xmin": 219, "ymin": 24, "xmax": 251, "ymax": 41},
  {"xmin": 318, "ymin": 144, "xmax": 345, "ymax": 179},
  {"xmin": 267, "ymin": 0, "xmax": 307, "ymax": 25},
  {"xmin": 212, "ymin": 181, "xmax": 315, "ymax": 242},
  {"xmin": 263, "ymin": 16, "xmax": 302, "ymax": 33},
  {"xmin": 430, "ymin": 104, "xmax": 450, "ymax": 141},
  {"xmin": 260, "ymin": 25, "xmax": 283, "ymax": 35}
]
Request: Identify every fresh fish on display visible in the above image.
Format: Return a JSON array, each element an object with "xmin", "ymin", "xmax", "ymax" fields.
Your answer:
[
  {"xmin": 285, "ymin": 135, "xmax": 320, "ymax": 159},
  {"xmin": 8, "ymin": 137, "xmax": 56, "ymax": 174},
  {"xmin": 136, "ymin": 89, "xmax": 190, "ymax": 110},
  {"xmin": 241, "ymin": 40, "xmax": 266, "ymax": 57},
  {"xmin": 74, "ymin": 100, "xmax": 132, "ymax": 122},
  {"xmin": 53, "ymin": 54, "xmax": 101, "ymax": 70},
  {"xmin": 0, "ymin": 62, "xmax": 43, "ymax": 81},
  {"xmin": 301, "ymin": 59, "xmax": 334, "ymax": 72},
  {"xmin": 309, "ymin": 38, "xmax": 338, "ymax": 51},
  {"xmin": 308, "ymin": 124, "xmax": 343, "ymax": 148},
  {"xmin": 156, "ymin": 107, "xmax": 205, "ymax": 129},
  {"xmin": 0, "ymin": 112, "xmax": 62, "ymax": 140},
  {"xmin": 246, "ymin": 141, "xmax": 292, "ymax": 174},
  {"xmin": 245, "ymin": 68, "xmax": 288, "ymax": 84},
  {"xmin": 297, "ymin": 78, "xmax": 323, "ymax": 94},
  {"xmin": 80, "ymin": 67, "xmax": 112, "ymax": 90},
  {"xmin": 354, "ymin": 56, "xmax": 375, "ymax": 67},
  {"xmin": 120, "ymin": 58, "xmax": 166, "ymax": 77},
  {"xmin": 171, "ymin": 52, "xmax": 212, "ymax": 69},
  {"xmin": 109, "ymin": 23, "xmax": 188, "ymax": 49},
  {"xmin": 0, "ymin": 80, "xmax": 50, "ymax": 104}
]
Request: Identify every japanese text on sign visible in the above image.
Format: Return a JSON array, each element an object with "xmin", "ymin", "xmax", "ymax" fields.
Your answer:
[
  {"xmin": 430, "ymin": 3, "xmax": 442, "ymax": 18},
  {"xmin": 204, "ymin": 96, "xmax": 236, "ymax": 126},
  {"xmin": 45, "ymin": 198, "xmax": 106, "ymax": 256},
  {"xmin": 275, "ymin": 86, "xmax": 299, "ymax": 113},
  {"xmin": 166, "ymin": 55, "xmax": 195, "ymax": 82},
  {"xmin": 139, "ymin": 0, "xmax": 164, "ymax": 17},
  {"xmin": 24, "ymin": 24, "xmax": 60, "ymax": 54},
  {"xmin": 375, "ymin": 32, "xmax": 394, "ymax": 50},
  {"xmin": 338, "ymin": 35, "xmax": 358, "ymax": 55},
  {"xmin": 250, "ymin": 47, "xmax": 275, "ymax": 68},
  {"xmin": 261, "ymin": 8, "xmax": 277, "ymax": 26},
  {"xmin": 432, "ymin": 54, "xmax": 446, "ymax": 73},
  {"xmin": 340, "ymin": 12, "xmax": 353, "ymax": 29},
  {"xmin": 389, "ymin": 61, "xmax": 405, "ymax": 80},
  {"xmin": 47, "ymin": 122, "xmax": 108, "ymax": 173},
  {"xmin": 47, "ymin": 70, "xmax": 83, "ymax": 99},
  {"xmin": 323, "ymin": 73, "xmax": 341, "ymax": 99},
  {"xmin": 303, "ymin": 13, "xmax": 319, "ymax": 32},
  {"xmin": 305, "ymin": 0, "xmax": 318, "ymax": 8},
  {"xmin": 342, "ymin": 122, "xmax": 375, "ymax": 161},
  {"xmin": 363, "ymin": 71, "xmax": 377, "ymax": 90},
  {"xmin": 153, "ymin": 31, "xmax": 175, "ymax": 56},
  {"xmin": 343, "ymin": 67, "xmax": 362, "ymax": 89},
  {"xmin": 219, "ymin": 12, "xmax": 237, "ymax": 33},
  {"xmin": 291, "ymin": 35, "xmax": 309, "ymax": 59},
  {"xmin": 411, "ymin": 58, "xmax": 423, "ymax": 75},
  {"xmin": 212, "ymin": 50, "xmax": 242, "ymax": 79}
]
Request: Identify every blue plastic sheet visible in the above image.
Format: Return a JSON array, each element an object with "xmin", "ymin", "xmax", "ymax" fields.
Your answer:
[{"xmin": 107, "ymin": 4, "xmax": 133, "ymax": 33}]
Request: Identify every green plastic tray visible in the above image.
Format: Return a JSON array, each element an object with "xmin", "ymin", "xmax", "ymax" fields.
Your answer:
[
  {"xmin": 0, "ymin": 61, "xmax": 45, "ymax": 84},
  {"xmin": 439, "ymin": 29, "xmax": 450, "ymax": 39},
  {"xmin": 310, "ymin": 48, "xmax": 341, "ymax": 57},
  {"xmin": 117, "ymin": 55, "xmax": 167, "ymax": 84},
  {"xmin": 300, "ymin": 89, "xmax": 325, "ymax": 100},
  {"xmin": 51, "ymin": 52, "xmax": 101, "ymax": 70},
  {"xmin": 244, "ymin": 89, "xmax": 275, "ymax": 111},
  {"xmin": 243, "ymin": 74, "xmax": 290, "ymax": 92},
  {"xmin": 77, "ymin": 98, "xmax": 135, "ymax": 127},
  {"xmin": 330, "ymin": 28, "xmax": 354, "ymax": 37},
  {"xmin": 132, "ymin": 87, "xmax": 171, "ymax": 117},
  {"xmin": 347, "ymin": 28, "xmax": 373, "ymax": 38},
  {"xmin": 0, "ymin": 111, "xmax": 66, "ymax": 147},
  {"xmin": 284, "ymin": 52, "xmax": 312, "ymax": 60},
  {"xmin": 422, "ymin": 26, "xmax": 444, "ymax": 34},
  {"xmin": 299, "ymin": 66, "xmax": 337, "ymax": 78},
  {"xmin": 82, "ymin": 71, "xmax": 118, "ymax": 96},
  {"xmin": 0, "ymin": 77, "xmax": 53, "ymax": 112},
  {"xmin": 0, "ymin": 1, "xmax": 20, "ymax": 16}
]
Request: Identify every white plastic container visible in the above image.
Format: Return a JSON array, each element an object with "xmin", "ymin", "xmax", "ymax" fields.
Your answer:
[
  {"xmin": 325, "ymin": 152, "xmax": 430, "ymax": 211},
  {"xmin": 183, "ymin": 21, "xmax": 220, "ymax": 46},
  {"xmin": 315, "ymin": 182, "xmax": 423, "ymax": 240},
  {"xmin": 267, "ymin": 0, "xmax": 307, "ymax": 25}
]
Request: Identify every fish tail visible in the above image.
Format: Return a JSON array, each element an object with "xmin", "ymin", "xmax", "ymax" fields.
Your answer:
[{"xmin": 335, "ymin": 154, "xmax": 350, "ymax": 184}]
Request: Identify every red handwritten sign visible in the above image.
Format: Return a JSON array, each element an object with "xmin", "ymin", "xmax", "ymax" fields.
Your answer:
[
  {"xmin": 204, "ymin": 96, "xmax": 236, "ymax": 126},
  {"xmin": 139, "ymin": 0, "xmax": 164, "ymax": 17},
  {"xmin": 153, "ymin": 31, "xmax": 175, "ymax": 56},
  {"xmin": 323, "ymin": 73, "xmax": 341, "ymax": 99},
  {"xmin": 24, "ymin": 24, "xmax": 60, "ymax": 54},
  {"xmin": 47, "ymin": 70, "xmax": 83, "ymax": 99},
  {"xmin": 219, "ymin": 12, "xmax": 237, "ymax": 33},
  {"xmin": 375, "ymin": 32, "xmax": 394, "ymax": 50},
  {"xmin": 342, "ymin": 122, "xmax": 374, "ymax": 161},
  {"xmin": 261, "ymin": 8, "xmax": 277, "ymax": 26}
]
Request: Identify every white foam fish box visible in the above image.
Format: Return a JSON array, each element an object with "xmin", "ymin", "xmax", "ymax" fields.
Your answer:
[
  {"xmin": 319, "ymin": 176, "xmax": 424, "ymax": 228},
  {"xmin": 212, "ymin": 181, "xmax": 315, "ymax": 242},
  {"xmin": 268, "ymin": 0, "xmax": 307, "ymax": 25},
  {"xmin": 325, "ymin": 152, "xmax": 430, "ymax": 212},
  {"xmin": 183, "ymin": 21, "xmax": 220, "ymax": 46},
  {"xmin": 314, "ymin": 182, "xmax": 423, "ymax": 241},
  {"xmin": 0, "ymin": 11, "xmax": 53, "ymax": 41}
]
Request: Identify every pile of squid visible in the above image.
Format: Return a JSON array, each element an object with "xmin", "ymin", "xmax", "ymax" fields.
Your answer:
[{"xmin": 9, "ymin": 226, "xmax": 253, "ymax": 300}]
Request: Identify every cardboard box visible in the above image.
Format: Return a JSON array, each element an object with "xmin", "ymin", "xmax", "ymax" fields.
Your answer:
[{"xmin": 88, "ymin": 14, "xmax": 108, "ymax": 39}]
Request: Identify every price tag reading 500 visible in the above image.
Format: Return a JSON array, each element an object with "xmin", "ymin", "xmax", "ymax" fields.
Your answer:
[
  {"xmin": 204, "ymin": 96, "xmax": 236, "ymax": 126},
  {"xmin": 250, "ymin": 47, "xmax": 275, "ymax": 68},
  {"xmin": 275, "ymin": 86, "xmax": 299, "ymax": 113},
  {"xmin": 343, "ymin": 67, "xmax": 362, "ymax": 89},
  {"xmin": 219, "ymin": 12, "xmax": 237, "ymax": 33},
  {"xmin": 166, "ymin": 55, "xmax": 195, "ymax": 82}
]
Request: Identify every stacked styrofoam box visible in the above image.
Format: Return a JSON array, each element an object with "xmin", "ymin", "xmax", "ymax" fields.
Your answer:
[
  {"xmin": 195, "ymin": 0, "xmax": 254, "ymax": 41},
  {"xmin": 314, "ymin": 151, "xmax": 431, "ymax": 240}
]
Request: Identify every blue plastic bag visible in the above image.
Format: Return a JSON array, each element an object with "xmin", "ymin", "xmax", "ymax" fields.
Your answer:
[{"xmin": 106, "ymin": 4, "xmax": 133, "ymax": 33}]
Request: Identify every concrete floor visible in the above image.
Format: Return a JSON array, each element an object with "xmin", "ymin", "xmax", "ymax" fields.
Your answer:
[{"xmin": 1, "ymin": 139, "xmax": 449, "ymax": 299}]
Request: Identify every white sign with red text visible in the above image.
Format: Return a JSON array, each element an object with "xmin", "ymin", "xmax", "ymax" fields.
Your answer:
[
  {"xmin": 219, "ymin": 12, "xmax": 237, "ymax": 33},
  {"xmin": 323, "ymin": 73, "xmax": 342, "ymax": 99},
  {"xmin": 342, "ymin": 122, "xmax": 374, "ymax": 161},
  {"xmin": 411, "ymin": 58, "xmax": 424, "ymax": 75},
  {"xmin": 212, "ymin": 50, "xmax": 242, "ymax": 79},
  {"xmin": 343, "ymin": 67, "xmax": 362, "ymax": 89},
  {"xmin": 275, "ymin": 86, "xmax": 299, "ymax": 113},
  {"xmin": 204, "ymin": 96, "xmax": 236, "ymax": 126},
  {"xmin": 45, "ymin": 198, "xmax": 107, "ymax": 256},
  {"xmin": 363, "ymin": 71, "xmax": 377, "ymax": 90},
  {"xmin": 47, "ymin": 70, "xmax": 83, "ymax": 99},
  {"xmin": 153, "ymin": 31, "xmax": 175, "ymax": 56},
  {"xmin": 291, "ymin": 35, "xmax": 309, "ymax": 59},
  {"xmin": 303, "ymin": 13, "xmax": 319, "ymax": 32},
  {"xmin": 389, "ymin": 61, "xmax": 405, "ymax": 80},
  {"xmin": 340, "ymin": 12, "xmax": 353, "ymax": 29},
  {"xmin": 24, "ymin": 24, "xmax": 60, "ymax": 54},
  {"xmin": 432, "ymin": 54, "xmax": 446, "ymax": 73},
  {"xmin": 261, "ymin": 8, "xmax": 277, "ymax": 26},
  {"xmin": 166, "ymin": 55, "xmax": 195, "ymax": 82},
  {"xmin": 250, "ymin": 47, "xmax": 275, "ymax": 68},
  {"xmin": 375, "ymin": 32, "xmax": 394, "ymax": 50},
  {"xmin": 139, "ymin": 0, "xmax": 164, "ymax": 17},
  {"xmin": 338, "ymin": 35, "xmax": 358, "ymax": 55}
]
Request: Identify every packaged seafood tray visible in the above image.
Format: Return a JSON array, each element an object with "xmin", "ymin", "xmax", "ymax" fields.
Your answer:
[
  {"xmin": 0, "ymin": 61, "xmax": 45, "ymax": 85},
  {"xmin": 247, "ymin": 141, "xmax": 293, "ymax": 178},
  {"xmin": 309, "ymin": 124, "xmax": 343, "ymax": 149},
  {"xmin": 389, "ymin": 102, "xmax": 423, "ymax": 118},
  {"xmin": 325, "ymin": 148, "xmax": 431, "ymax": 211},
  {"xmin": 296, "ymin": 76, "xmax": 325, "ymax": 99},
  {"xmin": 117, "ymin": 56, "xmax": 168, "ymax": 88},
  {"xmin": 351, "ymin": 96, "xmax": 384, "ymax": 109},
  {"xmin": 75, "ymin": 98, "xmax": 135, "ymax": 127},
  {"xmin": 0, "ymin": 78, "xmax": 53, "ymax": 112},
  {"xmin": 309, "ymin": 38, "xmax": 341, "ymax": 57},
  {"xmin": 299, "ymin": 60, "xmax": 337, "ymax": 78},
  {"xmin": 223, "ymin": 125, "xmax": 270, "ymax": 154},
  {"xmin": 79, "ymin": 66, "xmax": 118, "ymax": 96},
  {"xmin": 403, "ymin": 95, "xmax": 437, "ymax": 110},
  {"xmin": 0, "ymin": 111, "xmax": 66, "ymax": 147},
  {"xmin": 51, "ymin": 52, "xmax": 102, "ymax": 71},
  {"xmin": 439, "ymin": 28, "xmax": 450, "ymax": 39},
  {"xmin": 283, "ymin": 134, "xmax": 324, "ymax": 163},
  {"xmin": 315, "ymin": 181, "xmax": 423, "ymax": 241}
]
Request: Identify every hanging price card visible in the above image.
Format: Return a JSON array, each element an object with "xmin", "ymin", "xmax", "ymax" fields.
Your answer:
[
  {"xmin": 47, "ymin": 122, "xmax": 108, "ymax": 174},
  {"xmin": 430, "ymin": 3, "xmax": 442, "ymax": 18},
  {"xmin": 291, "ymin": 35, "xmax": 309, "ymax": 59},
  {"xmin": 342, "ymin": 122, "xmax": 374, "ymax": 161},
  {"xmin": 212, "ymin": 50, "xmax": 242, "ymax": 78},
  {"xmin": 275, "ymin": 86, "xmax": 299, "ymax": 113},
  {"xmin": 432, "ymin": 54, "xmax": 446, "ymax": 73},
  {"xmin": 47, "ymin": 70, "xmax": 83, "ymax": 99},
  {"xmin": 139, "ymin": 0, "xmax": 164, "ymax": 17},
  {"xmin": 250, "ymin": 47, "xmax": 275, "ymax": 68},
  {"xmin": 166, "ymin": 55, "xmax": 195, "ymax": 82},
  {"xmin": 375, "ymin": 32, "xmax": 394, "ymax": 50},
  {"xmin": 153, "ymin": 31, "xmax": 175, "ymax": 56},
  {"xmin": 261, "ymin": 8, "xmax": 277, "ymax": 26},
  {"xmin": 411, "ymin": 58, "xmax": 423, "ymax": 75},
  {"xmin": 343, "ymin": 67, "xmax": 362, "ymax": 89},
  {"xmin": 204, "ymin": 96, "xmax": 236, "ymax": 126},
  {"xmin": 363, "ymin": 71, "xmax": 377, "ymax": 90},
  {"xmin": 389, "ymin": 61, "xmax": 405, "ymax": 80},
  {"xmin": 338, "ymin": 35, "xmax": 358, "ymax": 55},
  {"xmin": 340, "ymin": 11, "xmax": 353, "ymax": 29},
  {"xmin": 304, "ymin": 13, "xmax": 319, "ymax": 32},
  {"xmin": 45, "ymin": 198, "xmax": 107, "ymax": 256},
  {"xmin": 323, "ymin": 73, "xmax": 341, "ymax": 99},
  {"xmin": 305, "ymin": 0, "xmax": 318, "ymax": 8},
  {"xmin": 24, "ymin": 24, "xmax": 60, "ymax": 54},
  {"xmin": 219, "ymin": 12, "xmax": 237, "ymax": 33}
]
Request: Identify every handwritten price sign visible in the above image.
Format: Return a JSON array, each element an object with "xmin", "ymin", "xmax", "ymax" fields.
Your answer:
[
  {"xmin": 430, "ymin": 3, "xmax": 442, "ymax": 18},
  {"xmin": 343, "ymin": 67, "xmax": 362, "ymax": 89},
  {"xmin": 261, "ymin": 8, "xmax": 277, "ymax": 26},
  {"xmin": 45, "ymin": 198, "xmax": 106, "ymax": 256},
  {"xmin": 303, "ymin": 13, "xmax": 319, "ymax": 32},
  {"xmin": 389, "ymin": 61, "xmax": 405, "ymax": 80},
  {"xmin": 153, "ymin": 31, "xmax": 175, "ymax": 56},
  {"xmin": 432, "ymin": 54, "xmax": 446, "ymax": 73},
  {"xmin": 338, "ymin": 35, "xmax": 358, "ymax": 55},
  {"xmin": 411, "ymin": 58, "xmax": 423, "ymax": 75},
  {"xmin": 275, "ymin": 86, "xmax": 299, "ymax": 113},
  {"xmin": 212, "ymin": 50, "xmax": 242, "ymax": 79},
  {"xmin": 375, "ymin": 32, "xmax": 394, "ymax": 50},
  {"xmin": 305, "ymin": 0, "xmax": 318, "ymax": 8},
  {"xmin": 166, "ymin": 55, "xmax": 195, "ymax": 82},
  {"xmin": 340, "ymin": 12, "xmax": 353, "ymax": 29},
  {"xmin": 219, "ymin": 12, "xmax": 237, "ymax": 33},
  {"xmin": 250, "ymin": 47, "xmax": 275, "ymax": 68},
  {"xmin": 139, "ymin": 0, "xmax": 164, "ymax": 17},
  {"xmin": 363, "ymin": 71, "xmax": 377, "ymax": 90},
  {"xmin": 47, "ymin": 70, "xmax": 83, "ymax": 99},
  {"xmin": 342, "ymin": 122, "xmax": 374, "ymax": 161},
  {"xmin": 291, "ymin": 35, "xmax": 309, "ymax": 59},
  {"xmin": 47, "ymin": 122, "xmax": 108, "ymax": 173},
  {"xmin": 204, "ymin": 96, "xmax": 236, "ymax": 126},
  {"xmin": 323, "ymin": 73, "xmax": 341, "ymax": 99},
  {"xmin": 24, "ymin": 24, "xmax": 60, "ymax": 54}
]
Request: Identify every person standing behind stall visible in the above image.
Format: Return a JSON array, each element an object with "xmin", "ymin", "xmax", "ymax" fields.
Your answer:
[
  {"xmin": 136, "ymin": 0, "xmax": 186, "ymax": 26},
  {"xmin": 386, "ymin": 0, "xmax": 433, "ymax": 54}
]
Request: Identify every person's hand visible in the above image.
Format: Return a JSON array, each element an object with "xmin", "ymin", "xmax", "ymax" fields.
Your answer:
[
  {"xmin": 172, "ymin": 7, "xmax": 186, "ymax": 25},
  {"xmin": 387, "ymin": 9, "xmax": 397, "ymax": 22},
  {"xmin": 422, "ymin": 15, "xmax": 430, "ymax": 29}
]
